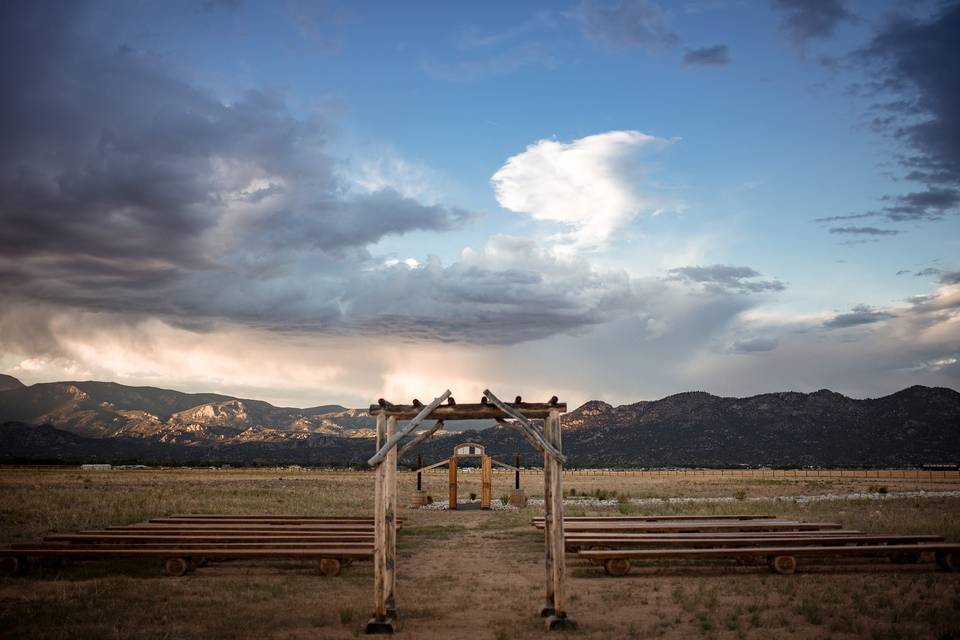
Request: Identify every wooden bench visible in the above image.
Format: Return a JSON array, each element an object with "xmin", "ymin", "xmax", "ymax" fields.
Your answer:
[
  {"xmin": 0, "ymin": 546, "xmax": 371, "ymax": 577},
  {"xmin": 112, "ymin": 523, "xmax": 380, "ymax": 532},
  {"xmin": 153, "ymin": 516, "xmax": 400, "ymax": 525},
  {"xmin": 579, "ymin": 543, "xmax": 960, "ymax": 576},
  {"xmin": 532, "ymin": 514, "xmax": 779, "ymax": 522},
  {"xmin": 536, "ymin": 521, "xmax": 844, "ymax": 533},
  {"xmin": 1, "ymin": 514, "xmax": 383, "ymax": 578},
  {"xmin": 566, "ymin": 533, "xmax": 944, "ymax": 552},
  {"xmin": 45, "ymin": 533, "xmax": 374, "ymax": 543}
]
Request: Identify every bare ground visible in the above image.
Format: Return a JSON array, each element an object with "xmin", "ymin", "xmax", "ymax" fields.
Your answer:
[{"xmin": 1, "ymin": 469, "xmax": 959, "ymax": 639}]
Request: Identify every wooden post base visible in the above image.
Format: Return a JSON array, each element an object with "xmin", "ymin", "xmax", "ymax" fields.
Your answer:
[
  {"xmin": 510, "ymin": 489, "xmax": 527, "ymax": 507},
  {"xmin": 364, "ymin": 618, "xmax": 396, "ymax": 634},
  {"xmin": 546, "ymin": 614, "xmax": 578, "ymax": 631}
]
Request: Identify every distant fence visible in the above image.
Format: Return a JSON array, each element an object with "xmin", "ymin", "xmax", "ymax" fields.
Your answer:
[{"xmin": 418, "ymin": 468, "xmax": 960, "ymax": 481}]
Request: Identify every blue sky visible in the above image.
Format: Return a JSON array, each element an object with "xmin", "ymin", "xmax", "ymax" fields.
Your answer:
[{"xmin": 1, "ymin": 0, "xmax": 958, "ymax": 407}]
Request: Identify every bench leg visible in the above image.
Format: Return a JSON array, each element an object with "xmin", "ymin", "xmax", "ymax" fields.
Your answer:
[
  {"xmin": 163, "ymin": 557, "xmax": 190, "ymax": 577},
  {"xmin": 604, "ymin": 558, "xmax": 631, "ymax": 577},
  {"xmin": 935, "ymin": 551, "xmax": 958, "ymax": 572},
  {"xmin": 0, "ymin": 556, "xmax": 26, "ymax": 577},
  {"xmin": 768, "ymin": 555, "xmax": 797, "ymax": 575},
  {"xmin": 318, "ymin": 558, "xmax": 342, "ymax": 577}
]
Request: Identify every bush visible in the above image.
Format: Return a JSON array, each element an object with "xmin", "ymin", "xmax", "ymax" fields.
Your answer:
[
  {"xmin": 568, "ymin": 487, "xmax": 577, "ymax": 496},
  {"xmin": 501, "ymin": 494, "xmax": 511, "ymax": 505},
  {"xmin": 734, "ymin": 489, "xmax": 747, "ymax": 501},
  {"xmin": 426, "ymin": 495, "xmax": 433, "ymax": 504},
  {"xmin": 469, "ymin": 492, "xmax": 477, "ymax": 500}
]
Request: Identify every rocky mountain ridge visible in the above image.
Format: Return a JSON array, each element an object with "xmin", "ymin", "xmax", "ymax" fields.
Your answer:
[{"xmin": 1, "ymin": 376, "xmax": 958, "ymax": 467}]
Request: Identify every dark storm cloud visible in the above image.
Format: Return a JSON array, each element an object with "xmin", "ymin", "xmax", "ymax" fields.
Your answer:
[
  {"xmin": 575, "ymin": 0, "xmax": 679, "ymax": 50},
  {"xmin": 851, "ymin": 3, "xmax": 960, "ymax": 223},
  {"xmin": 941, "ymin": 271, "xmax": 960, "ymax": 285},
  {"xmin": 878, "ymin": 188, "xmax": 960, "ymax": 222},
  {"xmin": 823, "ymin": 304, "xmax": 895, "ymax": 329},
  {"xmin": 683, "ymin": 45, "xmax": 731, "ymax": 66},
  {"xmin": 770, "ymin": 0, "xmax": 855, "ymax": 48},
  {"xmin": 828, "ymin": 226, "xmax": 902, "ymax": 236},
  {"xmin": 2, "ymin": 2, "xmax": 578, "ymax": 342},
  {"xmin": 667, "ymin": 265, "xmax": 786, "ymax": 295}
]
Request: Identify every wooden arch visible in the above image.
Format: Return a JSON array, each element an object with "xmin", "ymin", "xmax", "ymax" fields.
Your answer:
[
  {"xmin": 364, "ymin": 389, "xmax": 576, "ymax": 634},
  {"xmin": 415, "ymin": 441, "xmax": 520, "ymax": 510}
]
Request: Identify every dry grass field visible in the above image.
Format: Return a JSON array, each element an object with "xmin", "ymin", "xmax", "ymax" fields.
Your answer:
[{"xmin": 1, "ymin": 468, "xmax": 959, "ymax": 639}]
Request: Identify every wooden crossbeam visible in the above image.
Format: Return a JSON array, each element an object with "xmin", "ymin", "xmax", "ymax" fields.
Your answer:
[
  {"xmin": 398, "ymin": 420, "xmax": 445, "ymax": 457},
  {"xmin": 369, "ymin": 402, "xmax": 566, "ymax": 420},
  {"xmin": 491, "ymin": 459, "xmax": 519, "ymax": 471},
  {"xmin": 496, "ymin": 418, "xmax": 544, "ymax": 453},
  {"xmin": 413, "ymin": 458, "xmax": 452, "ymax": 473},
  {"xmin": 368, "ymin": 390, "xmax": 451, "ymax": 466},
  {"xmin": 484, "ymin": 390, "xmax": 566, "ymax": 463}
]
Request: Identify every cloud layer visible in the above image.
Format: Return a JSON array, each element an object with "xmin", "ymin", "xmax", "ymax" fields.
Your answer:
[{"xmin": 491, "ymin": 131, "xmax": 675, "ymax": 249}]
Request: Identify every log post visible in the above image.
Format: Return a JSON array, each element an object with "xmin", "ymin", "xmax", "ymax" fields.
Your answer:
[
  {"xmin": 448, "ymin": 455, "xmax": 458, "ymax": 509},
  {"xmin": 481, "ymin": 455, "xmax": 492, "ymax": 509},
  {"xmin": 540, "ymin": 422, "xmax": 555, "ymax": 618},
  {"xmin": 515, "ymin": 452, "xmax": 521, "ymax": 490},
  {"xmin": 366, "ymin": 413, "xmax": 394, "ymax": 634},
  {"xmin": 545, "ymin": 409, "xmax": 576, "ymax": 630},
  {"xmin": 385, "ymin": 416, "xmax": 398, "ymax": 618}
]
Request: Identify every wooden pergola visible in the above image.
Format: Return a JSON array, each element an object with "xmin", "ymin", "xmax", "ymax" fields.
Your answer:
[{"xmin": 364, "ymin": 389, "xmax": 576, "ymax": 634}]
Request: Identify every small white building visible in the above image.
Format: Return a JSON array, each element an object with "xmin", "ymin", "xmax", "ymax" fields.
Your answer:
[{"xmin": 80, "ymin": 463, "xmax": 112, "ymax": 471}]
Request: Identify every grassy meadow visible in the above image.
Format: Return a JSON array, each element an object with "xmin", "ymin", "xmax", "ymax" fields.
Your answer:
[{"xmin": 1, "ymin": 467, "xmax": 959, "ymax": 639}]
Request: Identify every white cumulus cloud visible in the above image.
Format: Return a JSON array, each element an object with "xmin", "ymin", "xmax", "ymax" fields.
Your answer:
[{"xmin": 490, "ymin": 130, "xmax": 676, "ymax": 250}]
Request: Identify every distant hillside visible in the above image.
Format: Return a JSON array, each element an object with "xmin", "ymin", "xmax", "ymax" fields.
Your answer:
[
  {"xmin": 1, "ymin": 375, "xmax": 958, "ymax": 467},
  {"xmin": 0, "ymin": 374, "xmax": 25, "ymax": 391},
  {"xmin": 0, "ymin": 376, "xmax": 374, "ymax": 440}
]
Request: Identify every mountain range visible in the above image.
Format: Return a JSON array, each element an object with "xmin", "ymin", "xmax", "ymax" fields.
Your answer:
[{"xmin": 1, "ymin": 374, "xmax": 958, "ymax": 467}]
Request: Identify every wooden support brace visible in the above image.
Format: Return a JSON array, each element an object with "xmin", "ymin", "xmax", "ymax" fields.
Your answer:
[
  {"xmin": 368, "ymin": 390, "xmax": 451, "ymax": 466},
  {"xmin": 398, "ymin": 420, "xmax": 445, "ymax": 458},
  {"xmin": 413, "ymin": 458, "xmax": 452, "ymax": 473},
  {"xmin": 496, "ymin": 418, "xmax": 544, "ymax": 454},
  {"xmin": 484, "ymin": 390, "xmax": 566, "ymax": 463}
]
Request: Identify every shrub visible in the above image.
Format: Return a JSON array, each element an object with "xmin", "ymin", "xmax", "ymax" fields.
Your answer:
[
  {"xmin": 426, "ymin": 495, "xmax": 433, "ymax": 504},
  {"xmin": 500, "ymin": 494, "xmax": 511, "ymax": 505},
  {"xmin": 734, "ymin": 489, "xmax": 747, "ymax": 501},
  {"xmin": 469, "ymin": 492, "xmax": 477, "ymax": 500}
]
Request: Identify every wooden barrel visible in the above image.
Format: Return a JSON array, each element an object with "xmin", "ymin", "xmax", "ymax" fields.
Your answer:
[
  {"xmin": 409, "ymin": 490, "xmax": 428, "ymax": 508},
  {"xmin": 510, "ymin": 489, "xmax": 527, "ymax": 508}
]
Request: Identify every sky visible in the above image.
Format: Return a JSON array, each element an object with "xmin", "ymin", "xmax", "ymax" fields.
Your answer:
[{"xmin": 1, "ymin": 0, "xmax": 958, "ymax": 409}]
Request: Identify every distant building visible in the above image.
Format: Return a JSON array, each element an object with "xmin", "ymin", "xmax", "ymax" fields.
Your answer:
[{"xmin": 80, "ymin": 463, "xmax": 112, "ymax": 471}]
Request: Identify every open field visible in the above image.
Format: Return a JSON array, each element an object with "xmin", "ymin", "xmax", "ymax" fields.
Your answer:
[{"xmin": 2, "ymin": 468, "xmax": 959, "ymax": 639}]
